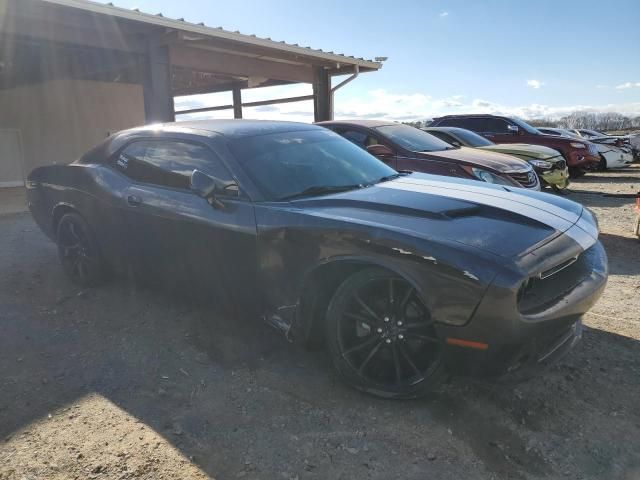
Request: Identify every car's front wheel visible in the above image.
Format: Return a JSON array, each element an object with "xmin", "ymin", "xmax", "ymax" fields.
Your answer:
[
  {"xmin": 56, "ymin": 212, "xmax": 107, "ymax": 286},
  {"xmin": 326, "ymin": 267, "xmax": 445, "ymax": 399}
]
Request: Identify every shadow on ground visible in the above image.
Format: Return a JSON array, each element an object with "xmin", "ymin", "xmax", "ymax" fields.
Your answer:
[{"xmin": 2, "ymin": 213, "xmax": 640, "ymax": 479}]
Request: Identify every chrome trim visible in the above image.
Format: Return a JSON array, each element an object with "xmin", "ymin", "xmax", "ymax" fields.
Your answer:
[{"xmin": 538, "ymin": 255, "xmax": 579, "ymax": 279}]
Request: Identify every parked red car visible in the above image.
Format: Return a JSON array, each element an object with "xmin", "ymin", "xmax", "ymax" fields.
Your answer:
[
  {"xmin": 319, "ymin": 120, "xmax": 540, "ymax": 190},
  {"xmin": 430, "ymin": 115, "xmax": 601, "ymax": 177}
]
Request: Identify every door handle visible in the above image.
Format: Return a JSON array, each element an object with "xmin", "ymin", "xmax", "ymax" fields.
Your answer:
[{"xmin": 127, "ymin": 194, "xmax": 142, "ymax": 207}]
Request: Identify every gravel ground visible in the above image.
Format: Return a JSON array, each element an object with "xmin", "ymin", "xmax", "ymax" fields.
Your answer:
[{"xmin": 1, "ymin": 166, "xmax": 639, "ymax": 480}]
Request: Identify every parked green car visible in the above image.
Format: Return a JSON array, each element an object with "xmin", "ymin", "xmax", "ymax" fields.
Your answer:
[{"xmin": 423, "ymin": 126, "xmax": 570, "ymax": 192}]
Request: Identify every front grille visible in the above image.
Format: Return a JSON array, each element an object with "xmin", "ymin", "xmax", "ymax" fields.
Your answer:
[
  {"xmin": 508, "ymin": 170, "xmax": 539, "ymax": 189},
  {"xmin": 518, "ymin": 244, "xmax": 599, "ymax": 315}
]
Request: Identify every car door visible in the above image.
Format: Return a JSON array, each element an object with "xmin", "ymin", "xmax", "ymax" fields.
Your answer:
[{"xmin": 110, "ymin": 138, "xmax": 258, "ymax": 312}]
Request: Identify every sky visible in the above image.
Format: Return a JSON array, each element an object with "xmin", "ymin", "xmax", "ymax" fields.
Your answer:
[{"xmin": 97, "ymin": 0, "xmax": 640, "ymax": 123}]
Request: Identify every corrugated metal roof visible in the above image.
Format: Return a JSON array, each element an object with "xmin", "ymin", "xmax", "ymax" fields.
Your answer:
[{"xmin": 38, "ymin": 0, "xmax": 383, "ymax": 70}]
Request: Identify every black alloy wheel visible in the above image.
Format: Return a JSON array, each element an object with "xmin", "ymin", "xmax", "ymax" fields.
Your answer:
[
  {"xmin": 326, "ymin": 267, "xmax": 445, "ymax": 399},
  {"xmin": 56, "ymin": 212, "xmax": 106, "ymax": 286}
]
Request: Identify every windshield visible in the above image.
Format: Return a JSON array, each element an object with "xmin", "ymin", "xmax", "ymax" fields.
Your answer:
[
  {"xmin": 228, "ymin": 129, "xmax": 397, "ymax": 201},
  {"xmin": 452, "ymin": 128, "xmax": 494, "ymax": 147},
  {"xmin": 511, "ymin": 117, "xmax": 542, "ymax": 135},
  {"xmin": 375, "ymin": 124, "xmax": 453, "ymax": 152}
]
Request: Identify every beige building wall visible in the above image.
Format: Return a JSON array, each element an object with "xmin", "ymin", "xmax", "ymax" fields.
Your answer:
[{"xmin": 0, "ymin": 79, "xmax": 145, "ymax": 181}]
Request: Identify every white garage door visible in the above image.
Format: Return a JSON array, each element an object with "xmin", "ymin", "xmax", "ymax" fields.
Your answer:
[{"xmin": 0, "ymin": 129, "xmax": 25, "ymax": 187}]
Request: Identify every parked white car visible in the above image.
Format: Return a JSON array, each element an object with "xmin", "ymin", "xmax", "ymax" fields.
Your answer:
[{"xmin": 539, "ymin": 127, "xmax": 633, "ymax": 170}]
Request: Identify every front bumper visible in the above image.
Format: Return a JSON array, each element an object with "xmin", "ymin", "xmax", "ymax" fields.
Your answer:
[
  {"xmin": 603, "ymin": 150, "xmax": 634, "ymax": 169},
  {"xmin": 540, "ymin": 167, "xmax": 570, "ymax": 189},
  {"xmin": 567, "ymin": 150, "xmax": 600, "ymax": 169},
  {"xmin": 436, "ymin": 240, "xmax": 608, "ymax": 377}
]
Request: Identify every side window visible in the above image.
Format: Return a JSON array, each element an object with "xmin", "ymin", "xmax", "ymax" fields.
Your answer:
[
  {"xmin": 466, "ymin": 118, "xmax": 488, "ymax": 132},
  {"xmin": 340, "ymin": 129, "xmax": 367, "ymax": 147},
  {"xmin": 441, "ymin": 118, "xmax": 479, "ymax": 131},
  {"xmin": 483, "ymin": 118, "xmax": 510, "ymax": 134},
  {"xmin": 113, "ymin": 140, "xmax": 233, "ymax": 191},
  {"xmin": 337, "ymin": 129, "xmax": 380, "ymax": 149},
  {"xmin": 429, "ymin": 131, "xmax": 457, "ymax": 144}
]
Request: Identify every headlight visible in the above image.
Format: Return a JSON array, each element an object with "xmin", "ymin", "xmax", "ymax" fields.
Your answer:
[
  {"xmin": 528, "ymin": 159, "xmax": 553, "ymax": 169},
  {"xmin": 570, "ymin": 142, "xmax": 586, "ymax": 149},
  {"xmin": 471, "ymin": 168, "xmax": 515, "ymax": 186}
]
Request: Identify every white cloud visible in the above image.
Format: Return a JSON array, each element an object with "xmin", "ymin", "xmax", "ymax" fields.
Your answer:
[
  {"xmin": 175, "ymin": 86, "xmax": 640, "ymax": 124},
  {"xmin": 526, "ymin": 79, "xmax": 544, "ymax": 89},
  {"xmin": 439, "ymin": 11, "xmax": 449, "ymax": 17},
  {"xmin": 615, "ymin": 82, "xmax": 640, "ymax": 90}
]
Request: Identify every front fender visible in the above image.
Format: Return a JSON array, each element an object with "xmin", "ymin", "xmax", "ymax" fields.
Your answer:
[{"xmin": 255, "ymin": 204, "xmax": 497, "ymax": 332}]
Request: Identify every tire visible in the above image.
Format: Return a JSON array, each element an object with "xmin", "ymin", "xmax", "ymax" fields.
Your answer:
[
  {"xmin": 325, "ymin": 267, "xmax": 446, "ymax": 399},
  {"xmin": 551, "ymin": 185, "xmax": 571, "ymax": 196},
  {"xmin": 568, "ymin": 167, "xmax": 586, "ymax": 178},
  {"xmin": 598, "ymin": 154, "xmax": 607, "ymax": 171},
  {"xmin": 56, "ymin": 212, "xmax": 107, "ymax": 287}
]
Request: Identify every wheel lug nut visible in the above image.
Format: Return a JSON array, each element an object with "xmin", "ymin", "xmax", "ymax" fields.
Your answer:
[
  {"xmin": 385, "ymin": 338, "xmax": 392, "ymax": 344},
  {"xmin": 397, "ymin": 321, "xmax": 403, "ymax": 326},
  {"xmin": 383, "ymin": 317, "xmax": 390, "ymax": 323},
  {"xmin": 398, "ymin": 334, "xmax": 404, "ymax": 340},
  {"xmin": 376, "ymin": 327, "xmax": 383, "ymax": 334}
]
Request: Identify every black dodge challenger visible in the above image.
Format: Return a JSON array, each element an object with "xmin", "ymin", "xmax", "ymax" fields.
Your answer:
[{"xmin": 27, "ymin": 120, "xmax": 608, "ymax": 398}]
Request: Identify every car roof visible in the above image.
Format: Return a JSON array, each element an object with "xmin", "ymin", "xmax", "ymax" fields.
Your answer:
[
  {"xmin": 126, "ymin": 119, "xmax": 319, "ymax": 139},
  {"xmin": 317, "ymin": 119, "xmax": 397, "ymax": 128}
]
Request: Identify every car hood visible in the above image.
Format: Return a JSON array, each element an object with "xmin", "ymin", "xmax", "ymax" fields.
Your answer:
[
  {"xmin": 478, "ymin": 143, "xmax": 563, "ymax": 161},
  {"xmin": 420, "ymin": 146, "xmax": 530, "ymax": 173},
  {"xmin": 291, "ymin": 173, "xmax": 597, "ymax": 259}
]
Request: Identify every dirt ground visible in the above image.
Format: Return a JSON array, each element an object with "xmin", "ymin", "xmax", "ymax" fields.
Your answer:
[{"xmin": 1, "ymin": 166, "xmax": 639, "ymax": 480}]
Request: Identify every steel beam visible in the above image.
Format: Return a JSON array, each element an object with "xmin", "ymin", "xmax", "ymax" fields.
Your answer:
[
  {"xmin": 313, "ymin": 67, "xmax": 331, "ymax": 122},
  {"xmin": 176, "ymin": 94, "xmax": 314, "ymax": 116},
  {"xmin": 143, "ymin": 43, "xmax": 175, "ymax": 123},
  {"xmin": 232, "ymin": 87, "xmax": 243, "ymax": 119}
]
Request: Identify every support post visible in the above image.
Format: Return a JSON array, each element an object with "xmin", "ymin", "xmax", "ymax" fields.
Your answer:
[
  {"xmin": 313, "ymin": 67, "xmax": 332, "ymax": 122},
  {"xmin": 142, "ymin": 44, "xmax": 175, "ymax": 123},
  {"xmin": 232, "ymin": 87, "xmax": 243, "ymax": 119}
]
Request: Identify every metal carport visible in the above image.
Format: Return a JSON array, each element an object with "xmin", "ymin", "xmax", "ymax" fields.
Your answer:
[{"xmin": 0, "ymin": 0, "xmax": 382, "ymax": 183}]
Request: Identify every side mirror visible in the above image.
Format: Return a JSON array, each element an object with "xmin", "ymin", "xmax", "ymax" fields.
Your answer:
[
  {"xmin": 190, "ymin": 169, "xmax": 238, "ymax": 204},
  {"xmin": 366, "ymin": 144, "xmax": 394, "ymax": 158},
  {"xmin": 451, "ymin": 140, "xmax": 461, "ymax": 147},
  {"xmin": 507, "ymin": 124, "xmax": 519, "ymax": 134}
]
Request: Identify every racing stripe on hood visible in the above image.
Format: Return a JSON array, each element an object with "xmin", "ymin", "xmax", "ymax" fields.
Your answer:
[
  {"xmin": 396, "ymin": 177, "xmax": 580, "ymax": 223},
  {"xmin": 379, "ymin": 177, "xmax": 597, "ymax": 250}
]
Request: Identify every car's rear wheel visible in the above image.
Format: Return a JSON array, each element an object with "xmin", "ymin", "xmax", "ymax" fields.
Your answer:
[
  {"xmin": 56, "ymin": 212, "xmax": 106, "ymax": 286},
  {"xmin": 325, "ymin": 267, "xmax": 445, "ymax": 399},
  {"xmin": 598, "ymin": 154, "xmax": 607, "ymax": 171}
]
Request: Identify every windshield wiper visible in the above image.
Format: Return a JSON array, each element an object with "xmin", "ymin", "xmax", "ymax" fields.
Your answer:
[
  {"xmin": 376, "ymin": 171, "xmax": 412, "ymax": 183},
  {"xmin": 278, "ymin": 184, "xmax": 364, "ymax": 201}
]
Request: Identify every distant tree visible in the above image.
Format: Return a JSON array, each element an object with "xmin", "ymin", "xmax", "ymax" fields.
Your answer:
[{"xmin": 528, "ymin": 118, "xmax": 558, "ymax": 127}]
